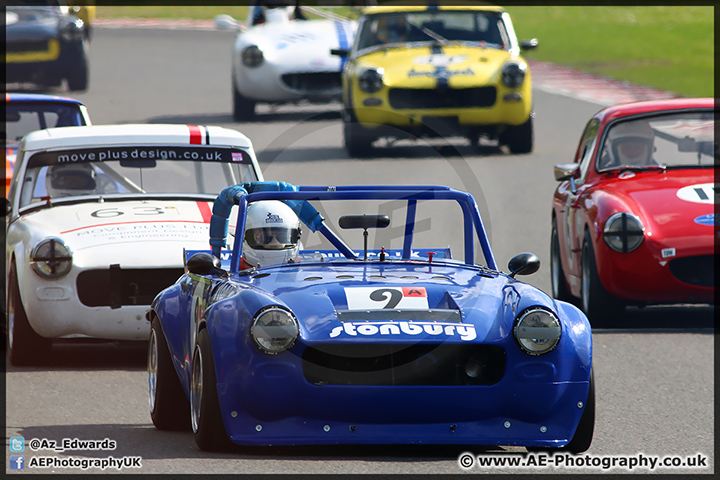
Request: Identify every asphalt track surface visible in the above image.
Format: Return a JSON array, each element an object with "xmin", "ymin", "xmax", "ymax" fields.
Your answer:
[{"xmin": 5, "ymin": 25, "xmax": 714, "ymax": 475}]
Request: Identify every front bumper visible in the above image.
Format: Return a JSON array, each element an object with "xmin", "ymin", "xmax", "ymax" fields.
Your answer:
[
  {"xmin": 6, "ymin": 39, "xmax": 81, "ymax": 84},
  {"xmin": 218, "ymin": 378, "xmax": 589, "ymax": 447},
  {"xmin": 236, "ymin": 62, "xmax": 342, "ymax": 103},
  {"xmin": 350, "ymin": 80, "xmax": 532, "ymax": 131},
  {"xmin": 598, "ymin": 243, "xmax": 715, "ymax": 303}
]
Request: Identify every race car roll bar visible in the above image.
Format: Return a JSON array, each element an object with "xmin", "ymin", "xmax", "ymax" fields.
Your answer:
[{"xmin": 210, "ymin": 182, "xmax": 497, "ymax": 274}]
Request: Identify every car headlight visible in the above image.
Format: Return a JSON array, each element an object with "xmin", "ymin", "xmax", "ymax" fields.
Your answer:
[
  {"xmin": 501, "ymin": 62, "xmax": 527, "ymax": 89},
  {"xmin": 358, "ymin": 68, "xmax": 384, "ymax": 94},
  {"xmin": 603, "ymin": 212, "xmax": 644, "ymax": 253},
  {"xmin": 31, "ymin": 238, "xmax": 73, "ymax": 278},
  {"xmin": 241, "ymin": 45, "xmax": 264, "ymax": 68},
  {"xmin": 60, "ymin": 19, "xmax": 85, "ymax": 42},
  {"xmin": 513, "ymin": 308, "xmax": 561, "ymax": 356},
  {"xmin": 251, "ymin": 306, "xmax": 299, "ymax": 355}
]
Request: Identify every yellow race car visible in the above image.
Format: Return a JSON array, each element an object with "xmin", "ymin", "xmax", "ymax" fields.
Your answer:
[{"xmin": 333, "ymin": 4, "xmax": 538, "ymax": 156}]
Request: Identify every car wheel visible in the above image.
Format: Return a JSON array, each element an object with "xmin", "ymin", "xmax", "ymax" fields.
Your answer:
[
  {"xmin": 562, "ymin": 368, "xmax": 595, "ymax": 453},
  {"xmin": 7, "ymin": 262, "xmax": 51, "ymax": 366},
  {"xmin": 344, "ymin": 119, "xmax": 374, "ymax": 157},
  {"xmin": 581, "ymin": 232, "xmax": 624, "ymax": 327},
  {"xmin": 232, "ymin": 75, "xmax": 256, "ymax": 121},
  {"xmin": 66, "ymin": 40, "xmax": 89, "ymax": 92},
  {"xmin": 191, "ymin": 328, "xmax": 233, "ymax": 451},
  {"xmin": 467, "ymin": 130, "xmax": 481, "ymax": 149},
  {"xmin": 148, "ymin": 316, "xmax": 191, "ymax": 431},
  {"xmin": 500, "ymin": 116, "xmax": 533, "ymax": 155},
  {"xmin": 551, "ymin": 218, "xmax": 574, "ymax": 303}
]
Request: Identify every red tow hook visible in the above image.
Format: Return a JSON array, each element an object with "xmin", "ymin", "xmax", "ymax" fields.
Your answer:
[{"xmin": 427, "ymin": 252, "xmax": 435, "ymax": 263}]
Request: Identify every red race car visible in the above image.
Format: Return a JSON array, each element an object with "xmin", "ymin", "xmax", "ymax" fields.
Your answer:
[{"xmin": 551, "ymin": 98, "xmax": 715, "ymax": 327}]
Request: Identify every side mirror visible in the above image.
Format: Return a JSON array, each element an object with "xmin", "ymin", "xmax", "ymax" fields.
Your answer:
[
  {"xmin": 331, "ymin": 48, "xmax": 349, "ymax": 57},
  {"xmin": 508, "ymin": 252, "xmax": 540, "ymax": 278},
  {"xmin": 187, "ymin": 252, "xmax": 224, "ymax": 276},
  {"xmin": 520, "ymin": 38, "xmax": 539, "ymax": 50},
  {"xmin": 553, "ymin": 163, "xmax": 580, "ymax": 182}
]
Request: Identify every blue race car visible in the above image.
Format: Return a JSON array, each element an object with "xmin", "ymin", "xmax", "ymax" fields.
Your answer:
[
  {"xmin": 5, "ymin": 92, "xmax": 91, "ymax": 197},
  {"xmin": 148, "ymin": 182, "xmax": 594, "ymax": 453}
]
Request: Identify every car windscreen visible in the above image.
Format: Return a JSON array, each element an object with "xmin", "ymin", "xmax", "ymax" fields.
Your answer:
[
  {"xmin": 356, "ymin": 11, "xmax": 507, "ymax": 51},
  {"xmin": 233, "ymin": 198, "xmax": 491, "ymax": 268},
  {"xmin": 18, "ymin": 145, "xmax": 258, "ymax": 208},
  {"xmin": 597, "ymin": 111, "xmax": 715, "ymax": 171},
  {"xmin": 4, "ymin": 104, "xmax": 87, "ymax": 147}
]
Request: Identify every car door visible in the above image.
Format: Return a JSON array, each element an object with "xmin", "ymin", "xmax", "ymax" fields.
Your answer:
[{"xmin": 560, "ymin": 118, "xmax": 600, "ymax": 290}]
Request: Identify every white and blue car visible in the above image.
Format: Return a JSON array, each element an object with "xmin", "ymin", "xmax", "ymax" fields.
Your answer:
[{"xmin": 215, "ymin": 5, "xmax": 356, "ymax": 120}]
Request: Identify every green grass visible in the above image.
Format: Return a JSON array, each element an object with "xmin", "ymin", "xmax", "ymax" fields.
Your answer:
[
  {"xmin": 95, "ymin": 5, "xmax": 714, "ymax": 97},
  {"xmin": 506, "ymin": 6, "xmax": 713, "ymax": 97}
]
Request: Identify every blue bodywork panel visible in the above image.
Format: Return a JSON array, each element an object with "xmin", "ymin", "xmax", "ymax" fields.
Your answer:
[{"xmin": 153, "ymin": 183, "xmax": 593, "ymax": 448}]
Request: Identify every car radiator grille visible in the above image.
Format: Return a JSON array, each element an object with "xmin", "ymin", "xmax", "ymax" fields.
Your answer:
[
  {"xmin": 6, "ymin": 40, "xmax": 51, "ymax": 54},
  {"xmin": 302, "ymin": 343, "xmax": 505, "ymax": 386},
  {"xmin": 281, "ymin": 72, "xmax": 342, "ymax": 92},
  {"xmin": 77, "ymin": 267, "xmax": 185, "ymax": 309},
  {"xmin": 388, "ymin": 87, "xmax": 497, "ymax": 109},
  {"xmin": 669, "ymin": 255, "xmax": 715, "ymax": 287}
]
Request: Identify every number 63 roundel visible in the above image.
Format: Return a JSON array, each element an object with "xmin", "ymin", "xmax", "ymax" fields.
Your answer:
[{"xmin": 344, "ymin": 287, "xmax": 429, "ymax": 310}]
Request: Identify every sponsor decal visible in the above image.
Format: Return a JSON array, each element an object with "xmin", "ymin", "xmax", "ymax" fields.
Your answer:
[
  {"xmin": 661, "ymin": 248, "xmax": 676, "ymax": 258},
  {"xmin": 330, "ymin": 321, "xmax": 476, "ymax": 341},
  {"xmin": 693, "ymin": 214, "xmax": 714, "ymax": 226},
  {"xmin": 266, "ymin": 212, "xmax": 283, "ymax": 223},
  {"xmin": 28, "ymin": 146, "xmax": 249, "ymax": 168},
  {"xmin": 408, "ymin": 67, "xmax": 474, "ymax": 79},
  {"xmin": 344, "ymin": 287, "xmax": 429, "ymax": 310},
  {"xmin": 413, "ymin": 54, "xmax": 468, "ymax": 67},
  {"xmin": 676, "ymin": 183, "xmax": 714, "ymax": 204}
]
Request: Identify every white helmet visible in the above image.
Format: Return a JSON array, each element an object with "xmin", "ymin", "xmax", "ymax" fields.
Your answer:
[
  {"xmin": 46, "ymin": 162, "xmax": 97, "ymax": 197},
  {"xmin": 606, "ymin": 121, "xmax": 655, "ymax": 167},
  {"xmin": 242, "ymin": 200, "xmax": 301, "ymax": 268}
]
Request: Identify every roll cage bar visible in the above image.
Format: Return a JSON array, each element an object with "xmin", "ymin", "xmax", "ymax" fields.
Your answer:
[{"xmin": 209, "ymin": 183, "xmax": 496, "ymax": 274}]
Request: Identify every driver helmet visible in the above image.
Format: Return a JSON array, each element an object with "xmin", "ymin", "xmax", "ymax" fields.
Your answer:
[
  {"xmin": 606, "ymin": 121, "xmax": 655, "ymax": 167},
  {"xmin": 46, "ymin": 162, "xmax": 97, "ymax": 197},
  {"xmin": 375, "ymin": 15, "xmax": 410, "ymax": 43},
  {"xmin": 243, "ymin": 200, "xmax": 301, "ymax": 268}
]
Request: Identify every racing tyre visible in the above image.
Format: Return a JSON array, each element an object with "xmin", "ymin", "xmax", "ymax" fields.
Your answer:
[
  {"xmin": 148, "ymin": 316, "xmax": 191, "ymax": 431},
  {"xmin": 344, "ymin": 120, "xmax": 374, "ymax": 157},
  {"xmin": 581, "ymin": 232, "xmax": 624, "ymax": 327},
  {"xmin": 232, "ymin": 75, "xmax": 256, "ymax": 121},
  {"xmin": 551, "ymin": 218, "xmax": 574, "ymax": 303},
  {"xmin": 563, "ymin": 368, "xmax": 595, "ymax": 453},
  {"xmin": 191, "ymin": 328, "xmax": 233, "ymax": 452},
  {"xmin": 500, "ymin": 116, "xmax": 533, "ymax": 155},
  {"xmin": 7, "ymin": 262, "xmax": 51, "ymax": 366},
  {"xmin": 66, "ymin": 41, "xmax": 89, "ymax": 92}
]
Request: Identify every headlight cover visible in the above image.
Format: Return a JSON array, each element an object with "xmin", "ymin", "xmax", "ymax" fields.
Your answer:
[
  {"xmin": 31, "ymin": 237, "xmax": 73, "ymax": 278},
  {"xmin": 60, "ymin": 19, "xmax": 85, "ymax": 42},
  {"xmin": 358, "ymin": 68, "xmax": 384, "ymax": 93},
  {"xmin": 251, "ymin": 306, "xmax": 299, "ymax": 355},
  {"xmin": 241, "ymin": 45, "xmax": 264, "ymax": 68},
  {"xmin": 513, "ymin": 307, "xmax": 561, "ymax": 356},
  {"xmin": 603, "ymin": 212, "xmax": 644, "ymax": 253},
  {"xmin": 501, "ymin": 62, "xmax": 527, "ymax": 89}
]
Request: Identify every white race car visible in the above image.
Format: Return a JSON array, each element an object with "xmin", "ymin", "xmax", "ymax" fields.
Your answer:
[
  {"xmin": 5, "ymin": 124, "xmax": 263, "ymax": 365},
  {"xmin": 215, "ymin": 4, "xmax": 356, "ymax": 120}
]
